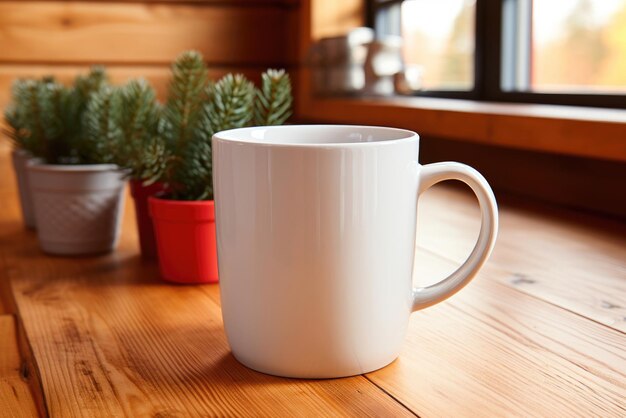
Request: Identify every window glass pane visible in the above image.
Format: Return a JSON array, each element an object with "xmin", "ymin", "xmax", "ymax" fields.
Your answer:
[
  {"xmin": 532, "ymin": 0, "xmax": 626, "ymax": 93},
  {"xmin": 400, "ymin": 0, "xmax": 476, "ymax": 90}
]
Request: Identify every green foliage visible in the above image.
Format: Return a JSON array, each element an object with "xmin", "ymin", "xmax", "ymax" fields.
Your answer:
[
  {"xmin": 3, "ymin": 79, "xmax": 41, "ymax": 155},
  {"xmin": 162, "ymin": 50, "xmax": 209, "ymax": 151},
  {"xmin": 71, "ymin": 66, "xmax": 109, "ymax": 157},
  {"xmin": 39, "ymin": 80, "xmax": 77, "ymax": 163},
  {"xmin": 82, "ymin": 86, "xmax": 124, "ymax": 164},
  {"xmin": 3, "ymin": 78, "xmax": 74, "ymax": 163},
  {"xmin": 159, "ymin": 51, "xmax": 294, "ymax": 201},
  {"xmin": 206, "ymin": 74, "xmax": 255, "ymax": 133},
  {"xmin": 74, "ymin": 66, "xmax": 108, "ymax": 107},
  {"xmin": 254, "ymin": 69, "xmax": 292, "ymax": 126},
  {"xmin": 160, "ymin": 51, "xmax": 212, "ymax": 200},
  {"xmin": 118, "ymin": 80, "xmax": 167, "ymax": 183},
  {"xmin": 2, "ymin": 52, "xmax": 294, "ymax": 199},
  {"xmin": 3, "ymin": 67, "xmax": 110, "ymax": 164},
  {"xmin": 83, "ymin": 79, "xmax": 165, "ymax": 182}
]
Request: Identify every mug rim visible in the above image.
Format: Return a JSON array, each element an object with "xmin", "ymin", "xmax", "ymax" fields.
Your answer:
[{"xmin": 212, "ymin": 125, "xmax": 419, "ymax": 147}]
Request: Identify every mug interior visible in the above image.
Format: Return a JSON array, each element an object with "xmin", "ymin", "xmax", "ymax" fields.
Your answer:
[{"xmin": 214, "ymin": 125, "xmax": 417, "ymax": 145}]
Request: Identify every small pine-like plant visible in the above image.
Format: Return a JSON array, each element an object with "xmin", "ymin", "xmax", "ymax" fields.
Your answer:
[
  {"xmin": 159, "ymin": 51, "xmax": 293, "ymax": 201},
  {"xmin": 82, "ymin": 85, "xmax": 124, "ymax": 164},
  {"xmin": 4, "ymin": 79, "xmax": 43, "ymax": 156},
  {"xmin": 160, "ymin": 50, "xmax": 213, "ymax": 200},
  {"xmin": 4, "ymin": 77, "xmax": 75, "ymax": 163},
  {"xmin": 83, "ymin": 79, "xmax": 166, "ymax": 183},
  {"xmin": 74, "ymin": 66, "xmax": 108, "ymax": 108},
  {"xmin": 3, "ymin": 67, "xmax": 110, "ymax": 164},
  {"xmin": 254, "ymin": 69, "xmax": 292, "ymax": 126},
  {"xmin": 206, "ymin": 73, "xmax": 255, "ymax": 133}
]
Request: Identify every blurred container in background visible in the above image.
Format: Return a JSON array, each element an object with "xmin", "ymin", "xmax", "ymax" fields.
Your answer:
[
  {"xmin": 310, "ymin": 27, "xmax": 421, "ymax": 96},
  {"xmin": 310, "ymin": 27, "xmax": 374, "ymax": 95}
]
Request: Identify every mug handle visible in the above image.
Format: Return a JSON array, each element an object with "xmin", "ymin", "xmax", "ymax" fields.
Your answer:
[{"xmin": 412, "ymin": 162, "xmax": 499, "ymax": 311}]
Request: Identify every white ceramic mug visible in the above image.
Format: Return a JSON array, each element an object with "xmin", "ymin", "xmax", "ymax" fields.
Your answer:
[{"xmin": 213, "ymin": 125, "xmax": 498, "ymax": 378}]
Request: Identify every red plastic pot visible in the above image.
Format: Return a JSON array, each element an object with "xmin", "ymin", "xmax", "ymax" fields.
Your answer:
[
  {"xmin": 149, "ymin": 197, "xmax": 219, "ymax": 284},
  {"xmin": 130, "ymin": 180, "xmax": 166, "ymax": 260}
]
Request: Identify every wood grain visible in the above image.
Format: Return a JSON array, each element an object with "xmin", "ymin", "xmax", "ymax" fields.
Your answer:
[
  {"xmin": 415, "ymin": 185, "xmax": 626, "ymax": 333},
  {"xmin": 0, "ymin": 0, "xmax": 298, "ymax": 4},
  {"xmin": 0, "ymin": 147, "xmax": 413, "ymax": 417},
  {"xmin": 0, "ymin": 315, "xmax": 39, "ymax": 418},
  {"xmin": 420, "ymin": 136, "xmax": 626, "ymax": 220},
  {"xmin": 368, "ymin": 249, "xmax": 626, "ymax": 417},
  {"xmin": 0, "ymin": 64, "xmax": 291, "ymax": 110},
  {"xmin": 295, "ymin": 96, "xmax": 626, "ymax": 162},
  {"xmin": 0, "ymin": 145, "xmax": 16, "ymax": 316},
  {"xmin": 298, "ymin": 0, "xmax": 365, "ymax": 62},
  {"xmin": 0, "ymin": 290, "xmax": 7, "ymax": 315},
  {"xmin": 310, "ymin": 0, "xmax": 363, "ymax": 40},
  {"xmin": 0, "ymin": 1, "xmax": 297, "ymax": 66}
]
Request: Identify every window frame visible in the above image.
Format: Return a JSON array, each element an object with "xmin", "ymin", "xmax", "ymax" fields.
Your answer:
[{"xmin": 367, "ymin": 0, "xmax": 626, "ymax": 109}]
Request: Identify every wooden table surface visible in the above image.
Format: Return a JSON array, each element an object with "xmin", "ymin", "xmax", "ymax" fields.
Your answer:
[{"xmin": 0, "ymin": 143, "xmax": 625, "ymax": 417}]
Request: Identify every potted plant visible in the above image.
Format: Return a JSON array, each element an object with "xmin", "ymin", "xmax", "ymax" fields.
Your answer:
[
  {"xmin": 3, "ymin": 76, "xmax": 66, "ymax": 229},
  {"xmin": 149, "ymin": 51, "xmax": 293, "ymax": 284},
  {"xmin": 85, "ymin": 78, "xmax": 166, "ymax": 260},
  {"xmin": 18, "ymin": 68, "xmax": 132, "ymax": 255}
]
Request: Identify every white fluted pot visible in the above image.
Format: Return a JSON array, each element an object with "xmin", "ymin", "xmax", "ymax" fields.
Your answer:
[
  {"xmin": 11, "ymin": 149, "xmax": 37, "ymax": 229},
  {"xmin": 27, "ymin": 162, "xmax": 127, "ymax": 255}
]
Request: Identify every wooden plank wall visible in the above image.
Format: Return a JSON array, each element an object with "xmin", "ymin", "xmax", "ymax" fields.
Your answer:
[
  {"xmin": 0, "ymin": 0, "xmax": 300, "ymax": 108},
  {"xmin": 420, "ymin": 136, "xmax": 626, "ymax": 220}
]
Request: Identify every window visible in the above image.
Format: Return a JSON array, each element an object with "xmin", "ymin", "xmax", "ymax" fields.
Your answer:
[{"xmin": 368, "ymin": 0, "xmax": 626, "ymax": 108}]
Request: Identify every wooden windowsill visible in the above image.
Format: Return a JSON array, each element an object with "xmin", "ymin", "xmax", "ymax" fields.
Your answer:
[
  {"xmin": 329, "ymin": 95, "xmax": 626, "ymax": 123},
  {"xmin": 296, "ymin": 84, "xmax": 626, "ymax": 163}
]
